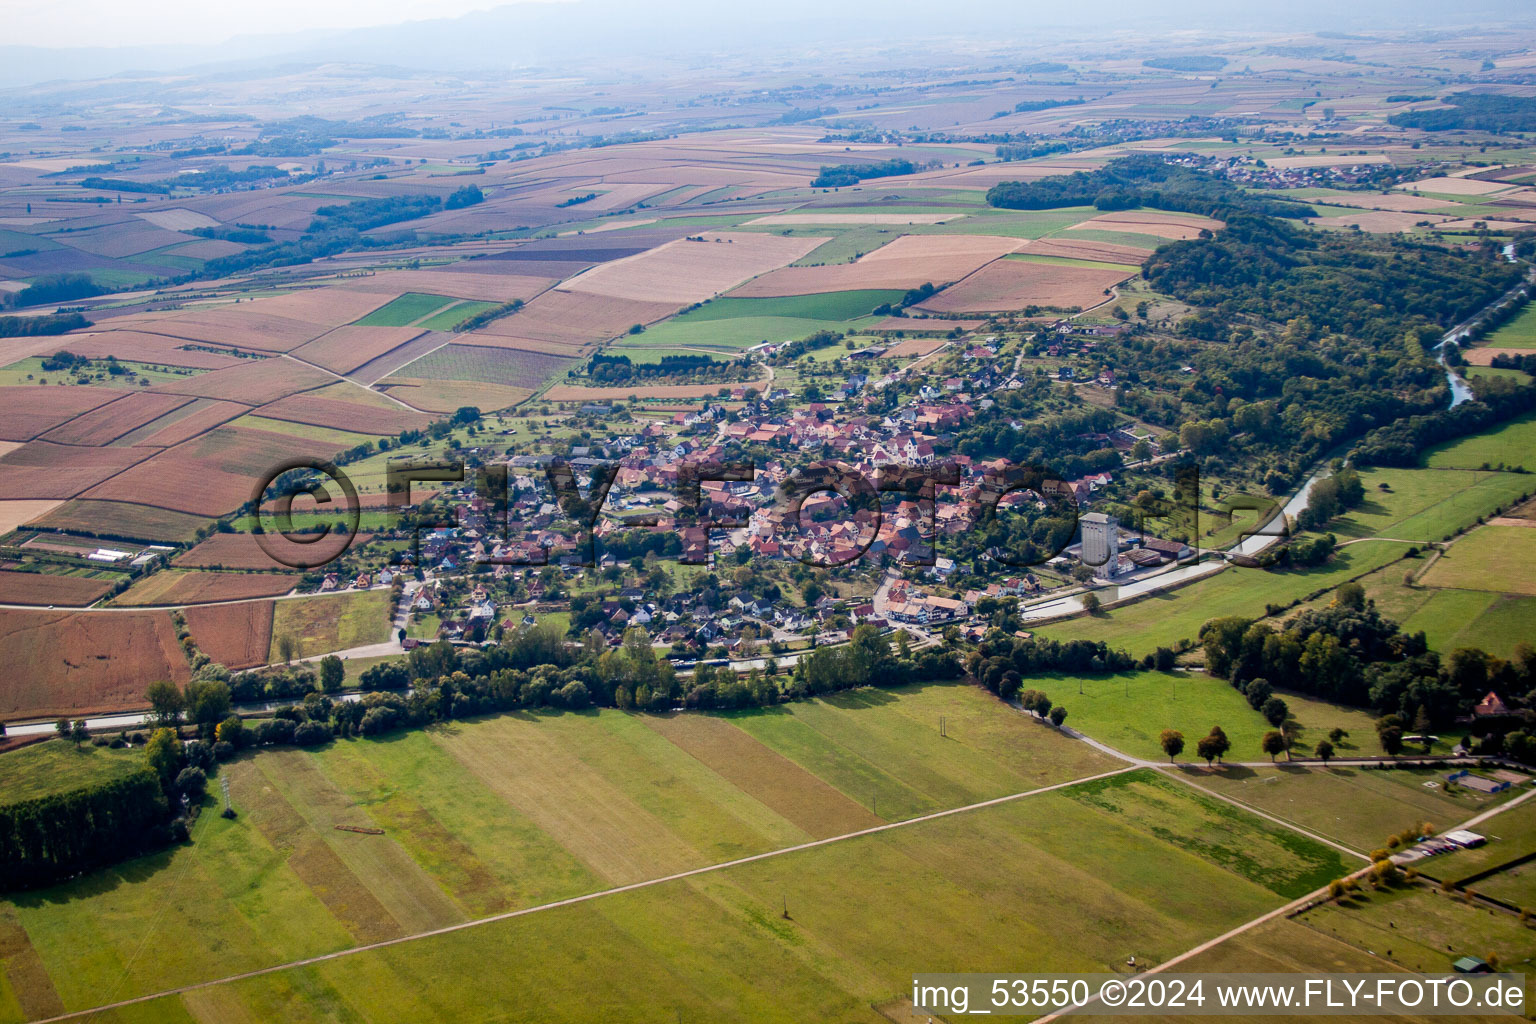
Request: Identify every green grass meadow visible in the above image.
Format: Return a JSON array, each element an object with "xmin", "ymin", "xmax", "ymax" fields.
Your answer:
[
  {"xmin": 0, "ymin": 684, "xmax": 1364, "ymax": 1024},
  {"xmin": 354, "ymin": 293, "xmax": 458, "ymax": 327},
  {"xmin": 0, "ymin": 756, "xmax": 1351, "ymax": 1024},
  {"xmin": 1424, "ymin": 411, "xmax": 1536, "ymax": 471},
  {"xmin": 1483, "ymin": 303, "xmax": 1536, "ymax": 350},
  {"xmin": 1037, "ymin": 670, "xmax": 1449, "ymax": 767}
]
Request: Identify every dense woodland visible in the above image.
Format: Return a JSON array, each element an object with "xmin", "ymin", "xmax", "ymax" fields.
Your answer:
[
  {"xmin": 1389, "ymin": 92, "xmax": 1536, "ymax": 132},
  {"xmin": 986, "ymin": 154, "xmax": 1315, "ymax": 218}
]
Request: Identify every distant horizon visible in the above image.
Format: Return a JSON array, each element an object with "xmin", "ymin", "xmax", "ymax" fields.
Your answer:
[{"xmin": 3, "ymin": 0, "xmax": 1529, "ymax": 52}]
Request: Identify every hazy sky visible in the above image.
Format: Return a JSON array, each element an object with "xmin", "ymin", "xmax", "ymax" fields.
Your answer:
[
  {"xmin": 3, "ymin": 0, "xmax": 1529, "ymax": 52},
  {"xmin": 1, "ymin": 0, "xmax": 549, "ymax": 48}
]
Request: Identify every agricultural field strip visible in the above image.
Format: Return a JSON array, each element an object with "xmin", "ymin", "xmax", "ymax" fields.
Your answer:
[
  {"xmin": 275, "ymin": 352, "xmax": 428, "ymax": 416},
  {"xmin": 29, "ymin": 764, "xmax": 1142, "ymax": 1024},
  {"xmin": 0, "ymin": 584, "xmax": 393, "ymax": 615},
  {"xmin": 1032, "ymin": 785, "xmax": 1536, "ymax": 1024}
]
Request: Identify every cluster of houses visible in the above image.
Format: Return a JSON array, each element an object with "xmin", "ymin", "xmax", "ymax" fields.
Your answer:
[{"xmin": 362, "ymin": 323, "xmax": 1203, "ymax": 652}]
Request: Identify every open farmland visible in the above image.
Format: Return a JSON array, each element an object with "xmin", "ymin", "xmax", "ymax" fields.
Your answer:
[
  {"xmin": 35, "ymin": 392, "xmax": 193, "ymax": 447},
  {"xmin": 561, "ymin": 231, "xmax": 824, "ymax": 304},
  {"xmin": 0, "ymin": 570, "xmax": 115, "ymax": 607},
  {"xmin": 1017, "ymin": 236, "xmax": 1154, "ymax": 262},
  {"xmin": 1423, "ymin": 411, "xmax": 1536, "ymax": 470},
  {"xmin": 467, "ymin": 289, "xmax": 679, "ymax": 353},
  {"xmin": 0, "ymin": 764, "xmax": 1345, "ymax": 1023},
  {"xmin": 123, "ymin": 398, "xmax": 249, "ymax": 448},
  {"xmin": 23, "ymin": 331, "xmax": 247, "ymax": 370},
  {"xmin": 1420, "ymin": 525, "xmax": 1536, "ymax": 595},
  {"xmin": 1401, "ymin": 590, "xmax": 1536, "ymax": 661},
  {"xmin": 291, "ymin": 326, "xmax": 428, "ymax": 375},
  {"xmin": 183, "ymin": 599, "xmax": 276, "ymax": 670},
  {"xmin": 147, "ymin": 357, "xmax": 335, "ymax": 405},
  {"xmin": 354, "ymin": 293, "xmax": 459, "ymax": 327},
  {"xmin": 1066, "ymin": 210, "xmax": 1224, "ymax": 239},
  {"xmin": 27, "ymin": 499, "xmax": 212, "ymax": 544},
  {"xmin": 0, "ymin": 608, "xmax": 190, "ymax": 718},
  {"xmin": 268, "ymin": 589, "xmax": 392, "ymax": 659},
  {"xmin": 237, "ymin": 287, "xmax": 401, "ymax": 328},
  {"xmin": 252, "ymin": 390, "xmax": 430, "ymax": 435},
  {"xmin": 613, "ymin": 312, "xmax": 883, "ymax": 353},
  {"xmin": 0, "ymin": 499, "xmax": 64, "ymax": 537},
  {"xmin": 733, "ymin": 233, "xmax": 1024, "ymax": 296},
  {"xmin": 378, "ymin": 377, "xmax": 533, "ymax": 412},
  {"xmin": 395, "ymin": 343, "xmax": 574, "ymax": 387},
  {"xmin": 1481, "ymin": 304, "xmax": 1536, "ymax": 350},
  {"xmin": 146, "ymin": 309, "xmax": 330, "ymax": 353},
  {"xmin": 336, "ymin": 269, "xmax": 555, "ymax": 305},
  {"xmin": 914, "ymin": 258, "xmax": 1131, "ymax": 312},
  {"xmin": 0, "ymin": 681, "xmax": 1361, "ymax": 1021},
  {"xmin": 81, "ymin": 425, "xmax": 344, "ymax": 517},
  {"xmin": 0, "ymin": 387, "xmax": 122, "ymax": 442},
  {"xmin": 0, "ymin": 442, "xmax": 155, "ymax": 500},
  {"xmin": 175, "ymin": 531, "xmax": 376, "ymax": 570},
  {"xmin": 108, "ymin": 569, "xmax": 297, "ymax": 606}
]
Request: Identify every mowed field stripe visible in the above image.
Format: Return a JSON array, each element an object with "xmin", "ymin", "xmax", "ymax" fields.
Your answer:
[
  {"xmin": 254, "ymin": 751, "xmax": 465, "ymax": 935},
  {"xmin": 28, "ymin": 766, "xmax": 1141, "ymax": 1024},
  {"xmin": 431, "ymin": 716, "xmax": 704, "ymax": 885},
  {"xmin": 640, "ymin": 712, "xmax": 884, "ymax": 837},
  {"xmin": 554, "ymin": 712, "xmax": 814, "ymax": 857},
  {"xmin": 237, "ymin": 756, "xmax": 409, "ymax": 945},
  {"xmin": 0, "ymin": 912, "xmax": 65, "ymax": 1020},
  {"xmin": 312, "ymin": 732, "xmax": 599, "ymax": 916}
]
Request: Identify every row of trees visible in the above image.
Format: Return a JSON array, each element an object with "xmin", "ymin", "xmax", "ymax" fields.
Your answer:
[{"xmin": 1201, "ymin": 591, "xmax": 1536, "ymax": 726}]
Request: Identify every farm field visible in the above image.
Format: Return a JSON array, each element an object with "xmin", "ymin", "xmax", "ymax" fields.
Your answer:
[
  {"xmin": 0, "ymin": 709, "xmax": 1350, "ymax": 1024},
  {"xmin": 1299, "ymin": 884, "xmax": 1536, "ymax": 980},
  {"xmin": 1482, "ymin": 303, "xmax": 1536, "ymax": 350},
  {"xmin": 377, "ymin": 377, "xmax": 532, "ymax": 413},
  {"xmin": 0, "ymin": 742, "xmax": 141, "ymax": 804},
  {"xmin": 183, "ymin": 599, "xmax": 276, "ymax": 670},
  {"xmin": 354, "ymin": 293, "xmax": 458, "ymax": 327},
  {"xmin": 683, "ymin": 289, "xmax": 905, "ymax": 322},
  {"xmin": 1403, "ymin": 591, "xmax": 1536, "ymax": 661},
  {"xmin": 0, "ymin": 569, "xmax": 116, "ymax": 606},
  {"xmin": 914, "ymin": 258, "xmax": 1130, "ymax": 313},
  {"xmin": 1182, "ymin": 764, "xmax": 1513, "ymax": 853},
  {"xmin": 1332, "ymin": 466, "xmax": 1532, "ymax": 542},
  {"xmin": 290, "ymin": 326, "xmax": 427, "ymax": 375},
  {"xmin": 1419, "ymin": 525, "xmax": 1536, "ymax": 595},
  {"xmin": 26, "ymin": 499, "xmax": 211, "ymax": 545},
  {"xmin": 0, "ymin": 608, "xmax": 190, "ymax": 719},
  {"xmin": 107, "ymin": 569, "xmax": 296, "ymax": 607},
  {"xmin": 415, "ymin": 300, "xmax": 499, "ymax": 332},
  {"xmin": 268, "ymin": 589, "xmax": 392, "ymax": 660},
  {"xmin": 394, "ymin": 343, "xmax": 573, "ymax": 387},
  {"xmin": 612, "ymin": 312, "xmax": 883, "ymax": 353},
  {"xmin": 1423, "ymin": 411, "xmax": 1536, "ymax": 470}
]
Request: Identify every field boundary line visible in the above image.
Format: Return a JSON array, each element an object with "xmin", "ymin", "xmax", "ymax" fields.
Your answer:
[
  {"xmin": 1156, "ymin": 766, "xmax": 1372, "ymax": 861},
  {"xmin": 277, "ymin": 352, "xmax": 424, "ymax": 415},
  {"xmin": 1032, "ymin": 785, "xmax": 1536, "ymax": 1024},
  {"xmin": 31, "ymin": 765, "xmax": 1140, "ymax": 1024}
]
